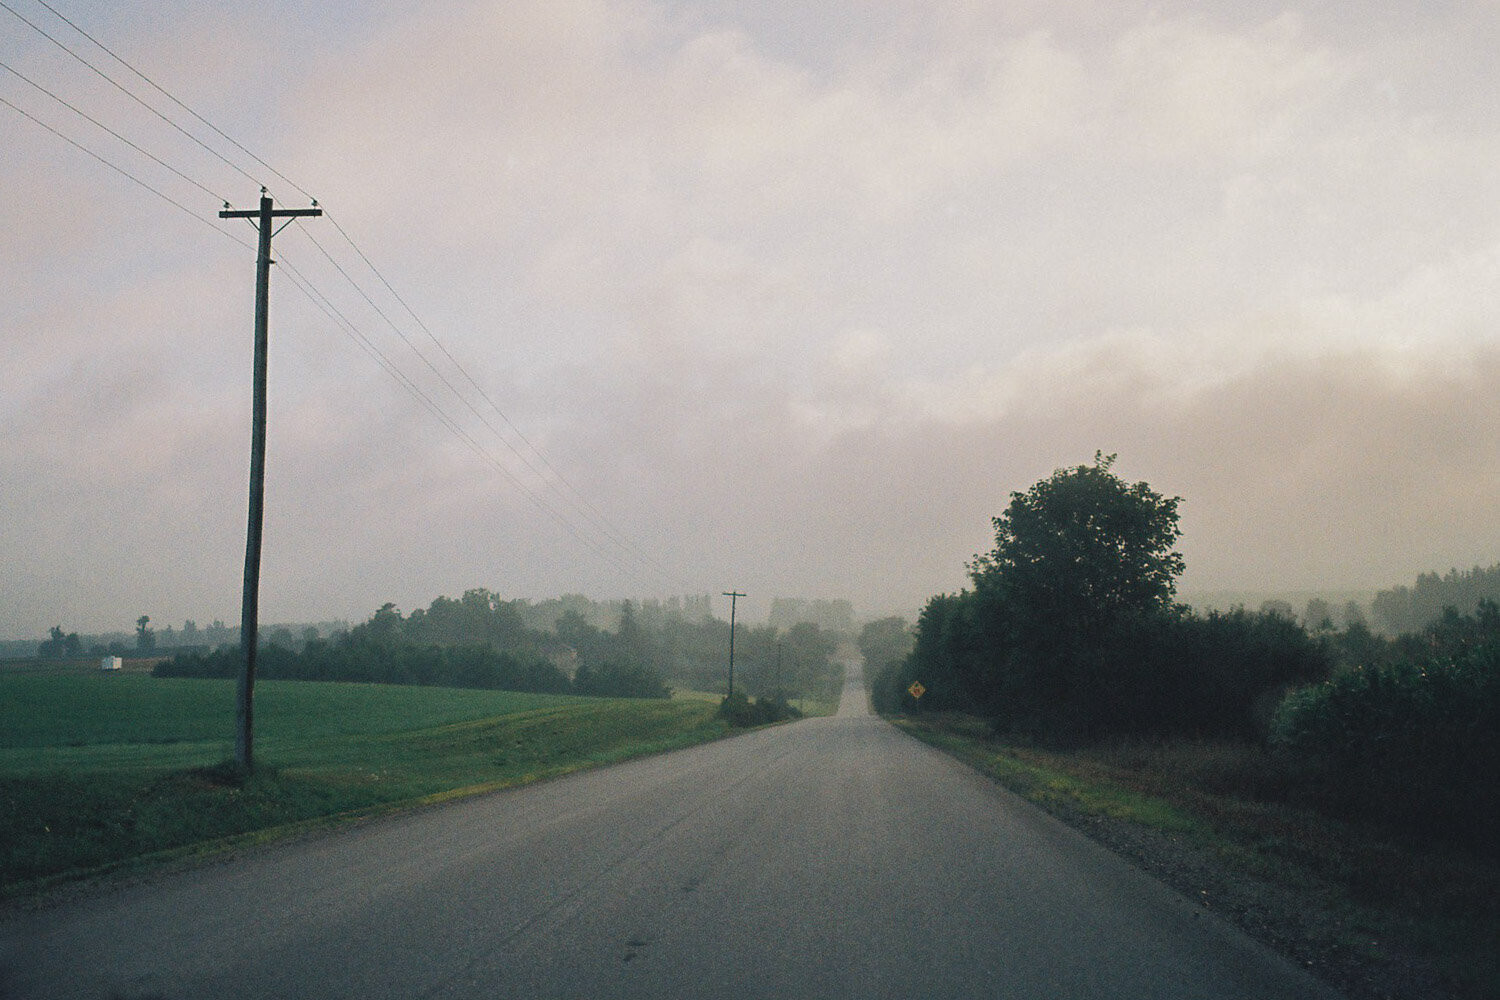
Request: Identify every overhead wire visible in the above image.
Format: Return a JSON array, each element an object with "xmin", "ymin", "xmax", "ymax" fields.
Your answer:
[
  {"xmin": 17, "ymin": 0, "xmax": 687, "ymax": 589},
  {"xmin": 321, "ymin": 210, "xmax": 687, "ymax": 584},
  {"xmin": 2, "ymin": 0, "xmax": 687, "ymax": 593},
  {"xmin": 28, "ymin": 0, "xmax": 316, "ymax": 203},
  {"xmin": 0, "ymin": 51, "xmax": 647, "ymax": 583},
  {"xmin": 0, "ymin": 56, "xmax": 227, "ymax": 204},
  {"xmin": 0, "ymin": 91, "xmax": 246, "ymax": 246},
  {"xmin": 273, "ymin": 247, "xmax": 657, "ymax": 587},
  {"xmin": 303, "ymin": 220, "xmax": 683, "ymax": 584},
  {"xmin": 0, "ymin": 0, "xmax": 268, "ymax": 194}
]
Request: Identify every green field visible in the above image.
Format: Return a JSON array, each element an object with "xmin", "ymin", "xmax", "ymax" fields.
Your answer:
[{"xmin": 0, "ymin": 666, "xmax": 729, "ymax": 896}]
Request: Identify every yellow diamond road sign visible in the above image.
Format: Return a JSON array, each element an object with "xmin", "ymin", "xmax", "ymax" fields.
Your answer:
[{"xmin": 907, "ymin": 681, "xmax": 926, "ymax": 699}]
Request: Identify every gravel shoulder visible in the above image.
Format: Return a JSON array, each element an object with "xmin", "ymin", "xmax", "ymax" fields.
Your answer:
[
  {"xmin": 896, "ymin": 718, "xmax": 1470, "ymax": 1000},
  {"xmin": 1041, "ymin": 795, "xmax": 1455, "ymax": 1000}
]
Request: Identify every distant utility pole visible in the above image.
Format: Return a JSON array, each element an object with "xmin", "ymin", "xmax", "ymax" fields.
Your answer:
[
  {"xmin": 219, "ymin": 189, "xmax": 321, "ymax": 772},
  {"xmin": 775, "ymin": 640, "xmax": 783, "ymax": 701},
  {"xmin": 723, "ymin": 591, "xmax": 745, "ymax": 698}
]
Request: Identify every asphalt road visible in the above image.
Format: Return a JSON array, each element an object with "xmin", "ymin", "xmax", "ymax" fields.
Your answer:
[{"xmin": 1, "ymin": 672, "xmax": 1341, "ymax": 999}]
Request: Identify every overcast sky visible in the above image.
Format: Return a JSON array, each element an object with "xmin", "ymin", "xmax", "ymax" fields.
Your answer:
[{"xmin": 5, "ymin": 1, "xmax": 1500, "ymax": 636}]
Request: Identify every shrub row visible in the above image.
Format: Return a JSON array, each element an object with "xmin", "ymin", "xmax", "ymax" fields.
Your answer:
[
  {"xmin": 1272, "ymin": 642, "xmax": 1500, "ymax": 848},
  {"xmin": 153, "ymin": 637, "xmax": 669, "ymax": 699},
  {"xmin": 716, "ymin": 691, "xmax": 800, "ymax": 727},
  {"xmin": 874, "ymin": 596, "xmax": 1328, "ymax": 744}
]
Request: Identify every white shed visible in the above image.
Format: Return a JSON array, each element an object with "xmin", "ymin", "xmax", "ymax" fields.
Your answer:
[{"xmin": 100, "ymin": 656, "xmax": 123, "ymax": 671}]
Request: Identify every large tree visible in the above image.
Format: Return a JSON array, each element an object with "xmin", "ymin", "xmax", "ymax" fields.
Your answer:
[
  {"xmin": 898, "ymin": 457, "xmax": 1328, "ymax": 740},
  {"xmin": 960, "ymin": 454, "xmax": 1186, "ymax": 735},
  {"xmin": 969, "ymin": 452, "xmax": 1184, "ymax": 635}
]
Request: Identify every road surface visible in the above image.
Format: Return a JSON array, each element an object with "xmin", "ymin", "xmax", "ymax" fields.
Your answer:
[{"xmin": 0, "ymin": 669, "xmax": 1340, "ymax": 999}]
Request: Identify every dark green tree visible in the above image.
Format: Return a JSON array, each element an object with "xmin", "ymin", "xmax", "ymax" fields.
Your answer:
[
  {"xmin": 965, "ymin": 454, "xmax": 1186, "ymax": 737},
  {"xmin": 613, "ymin": 599, "xmax": 649, "ymax": 668},
  {"xmin": 1260, "ymin": 599, "xmax": 1295, "ymax": 620},
  {"xmin": 857, "ymin": 617, "xmax": 909, "ymax": 669},
  {"xmin": 135, "ymin": 615, "xmax": 156, "ymax": 652},
  {"xmin": 893, "ymin": 458, "xmax": 1332, "ymax": 740},
  {"xmin": 970, "ymin": 453, "xmax": 1184, "ymax": 633},
  {"xmin": 38, "ymin": 625, "xmax": 82, "ymax": 658},
  {"xmin": 1303, "ymin": 597, "xmax": 1334, "ymax": 633}
]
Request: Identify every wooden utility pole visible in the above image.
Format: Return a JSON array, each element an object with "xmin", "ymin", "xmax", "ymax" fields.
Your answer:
[
  {"xmin": 775, "ymin": 640, "xmax": 783, "ymax": 700},
  {"xmin": 219, "ymin": 189, "xmax": 320, "ymax": 771},
  {"xmin": 723, "ymin": 591, "xmax": 745, "ymax": 698}
]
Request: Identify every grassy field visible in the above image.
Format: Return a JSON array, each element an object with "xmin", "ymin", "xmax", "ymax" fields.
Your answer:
[
  {"xmin": 1, "ymin": 664, "xmax": 731, "ymax": 896},
  {"xmin": 896, "ymin": 712, "xmax": 1500, "ymax": 1000}
]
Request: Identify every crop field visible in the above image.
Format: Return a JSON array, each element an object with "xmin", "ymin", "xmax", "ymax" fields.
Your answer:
[{"xmin": 0, "ymin": 664, "xmax": 728, "ymax": 896}]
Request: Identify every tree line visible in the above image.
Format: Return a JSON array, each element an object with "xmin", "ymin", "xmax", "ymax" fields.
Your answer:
[
  {"xmin": 29, "ymin": 617, "xmax": 347, "ymax": 660},
  {"xmin": 154, "ymin": 589, "xmax": 845, "ymax": 707},
  {"xmin": 1369, "ymin": 563, "xmax": 1500, "ymax": 634},
  {"xmin": 869, "ymin": 454, "xmax": 1499, "ymax": 851}
]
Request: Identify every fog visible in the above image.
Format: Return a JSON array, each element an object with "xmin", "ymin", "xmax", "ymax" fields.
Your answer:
[{"xmin": 4, "ymin": 1, "xmax": 1500, "ymax": 635}]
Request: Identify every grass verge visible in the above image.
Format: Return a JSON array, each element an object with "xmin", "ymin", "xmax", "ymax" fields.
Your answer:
[
  {"xmin": 895, "ymin": 711, "xmax": 1500, "ymax": 1000},
  {"xmin": 1, "ymin": 669, "xmax": 731, "ymax": 899}
]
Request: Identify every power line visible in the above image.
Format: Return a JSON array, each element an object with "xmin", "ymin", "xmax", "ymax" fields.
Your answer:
[
  {"xmin": 322, "ymin": 210, "xmax": 686, "ymax": 585},
  {"xmin": 0, "ymin": 91, "xmax": 246, "ymax": 244},
  {"xmin": 273, "ymin": 249, "xmax": 659, "ymax": 588},
  {"xmin": 0, "ymin": 0, "xmax": 265, "ymax": 190},
  {"xmin": 303, "ymin": 220, "xmax": 681, "ymax": 583},
  {"xmin": 0, "ymin": 75, "xmax": 662, "ymax": 589},
  {"xmin": 0, "ymin": 57, "xmax": 227, "ymax": 203},
  {"xmin": 29, "ymin": 0, "xmax": 317, "ymax": 203},
  {"xmin": 5, "ymin": 2, "xmax": 689, "ymax": 593}
]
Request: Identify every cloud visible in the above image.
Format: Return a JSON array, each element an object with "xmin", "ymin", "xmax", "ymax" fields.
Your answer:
[
  {"xmin": 1108, "ymin": 12, "xmax": 1342, "ymax": 160},
  {"xmin": 7, "ymin": 1, "xmax": 1500, "ymax": 636}
]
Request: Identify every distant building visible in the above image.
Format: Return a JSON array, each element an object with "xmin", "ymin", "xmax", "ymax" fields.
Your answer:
[{"xmin": 100, "ymin": 656, "xmax": 123, "ymax": 671}]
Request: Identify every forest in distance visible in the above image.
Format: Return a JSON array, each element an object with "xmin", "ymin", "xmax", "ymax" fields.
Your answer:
[
  {"xmin": 144, "ymin": 591, "xmax": 849, "ymax": 709},
  {"xmin": 14, "ymin": 595, "xmax": 856, "ymax": 661},
  {"xmin": 20, "ymin": 562, "xmax": 1500, "ymax": 666}
]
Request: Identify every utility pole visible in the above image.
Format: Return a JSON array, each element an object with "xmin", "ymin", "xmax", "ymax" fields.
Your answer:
[
  {"xmin": 723, "ymin": 591, "xmax": 745, "ymax": 698},
  {"xmin": 219, "ymin": 189, "xmax": 320, "ymax": 772},
  {"xmin": 775, "ymin": 640, "xmax": 783, "ymax": 701}
]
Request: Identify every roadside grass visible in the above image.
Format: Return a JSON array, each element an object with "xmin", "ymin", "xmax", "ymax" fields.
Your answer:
[
  {"xmin": 791, "ymin": 693, "xmax": 841, "ymax": 718},
  {"xmin": 1, "ymin": 667, "xmax": 728, "ymax": 897},
  {"xmin": 669, "ymin": 687, "xmax": 724, "ymax": 703},
  {"xmin": 666, "ymin": 686, "xmax": 842, "ymax": 718},
  {"xmin": 896, "ymin": 712, "xmax": 1500, "ymax": 1000}
]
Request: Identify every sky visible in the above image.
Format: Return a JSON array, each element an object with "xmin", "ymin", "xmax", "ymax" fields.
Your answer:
[{"xmin": 4, "ymin": 0, "xmax": 1500, "ymax": 636}]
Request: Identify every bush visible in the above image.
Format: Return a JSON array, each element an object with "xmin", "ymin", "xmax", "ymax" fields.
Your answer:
[
  {"xmin": 153, "ymin": 648, "xmax": 239, "ymax": 679},
  {"xmin": 1101, "ymin": 609, "xmax": 1331, "ymax": 741},
  {"xmin": 869, "ymin": 658, "xmax": 907, "ymax": 715},
  {"xmin": 572, "ymin": 661, "xmax": 671, "ymax": 699},
  {"xmin": 890, "ymin": 592, "xmax": 1332, "ymax": 744},
  {"xmin": 154, "ymin": 640, "xmax": 573, "ymax": 695},
  {"xmin": 716, "ymin": 691, "xmax": 800, "ymax": 727},
  {"xmin": 1272, "ymin": 644, "xmax": 1500, "ymax": 850}
]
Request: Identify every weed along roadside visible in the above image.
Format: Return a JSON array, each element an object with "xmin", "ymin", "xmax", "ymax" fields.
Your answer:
[
  {"xmin": 893, "ymin": 712, "xmax": 1499, "ymax": 1000},
  {"xmin": 0, "ymin": 671, "xmax": 753, "ymax": 900}
]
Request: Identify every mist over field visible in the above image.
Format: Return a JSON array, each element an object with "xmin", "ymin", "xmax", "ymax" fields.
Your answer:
[{"xmin": 5, "ymin": 1, "xmax": 1500, "ymax": 636}]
